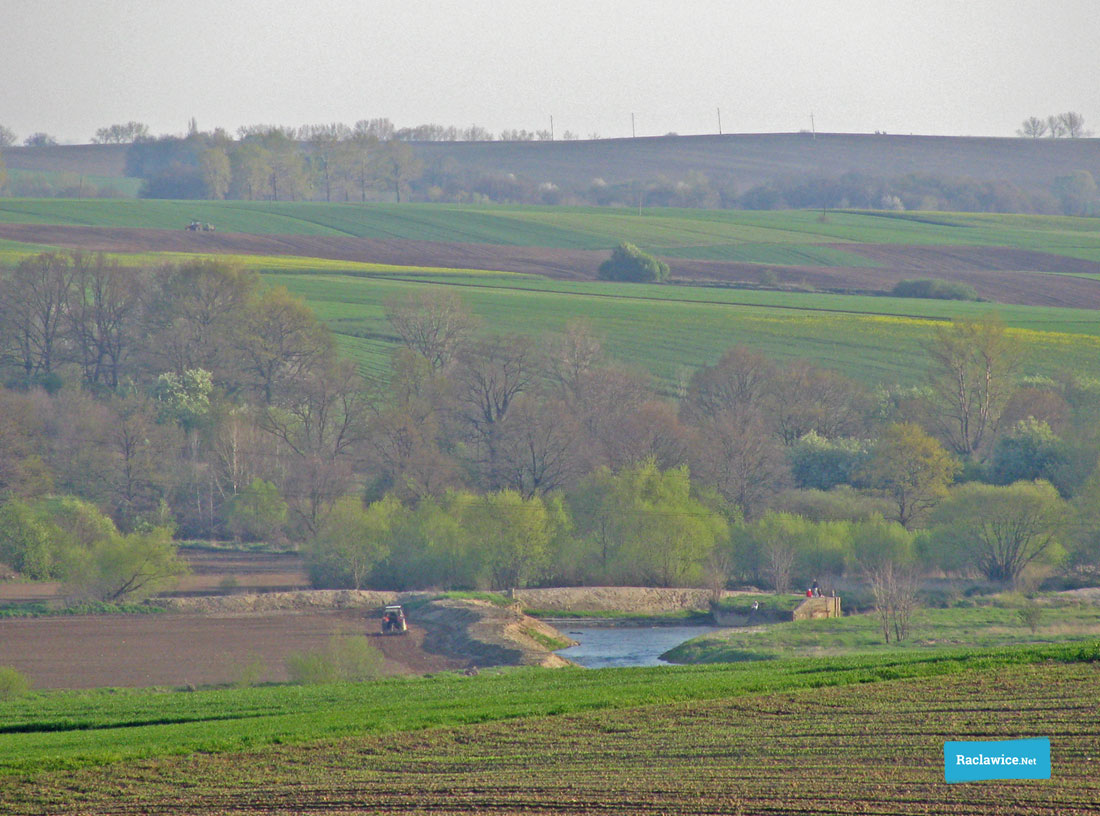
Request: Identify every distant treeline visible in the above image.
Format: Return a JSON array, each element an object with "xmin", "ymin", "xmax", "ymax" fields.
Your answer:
[{"xmin": 105, "ymin": 123, "xmax": 1099, "ymax": 216}]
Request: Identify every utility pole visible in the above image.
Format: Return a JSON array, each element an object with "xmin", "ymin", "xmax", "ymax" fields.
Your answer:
[
  {"xmin": 717, "ymin": 107, "xmax": 722, "ymax": 135},
  {"xmin": 631, "ymin": 112, "xmax": 636, "ymax": 138}
]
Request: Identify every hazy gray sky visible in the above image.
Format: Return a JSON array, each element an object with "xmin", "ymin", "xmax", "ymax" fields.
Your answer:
[{"xmin": 3, "ymin": 0, "xmax": 1097, "ymax": 143}]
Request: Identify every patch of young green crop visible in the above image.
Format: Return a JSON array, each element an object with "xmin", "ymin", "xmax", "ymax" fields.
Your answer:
[
  {"xmin": 271, "ymin": 272, "xmax": 1100, "ymax": 390},
  {"xmin": 0, "ymin": 602, "xmax": 165, "ymax": 619},
  {"xmin": 1, "ymin": 642, "xmax": 1095, "ymax": 776},
  {"xmin": 360, "ymin": 268, "xmax": 1100, "ymax": 335},
  {"xmin": 3, "ymin": 199, "xmax": 1098, "ymax": 261}
]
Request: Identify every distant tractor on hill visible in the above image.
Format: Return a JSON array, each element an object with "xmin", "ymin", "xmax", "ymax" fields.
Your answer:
[{"xmin": 186, "ymin": 220, "xmax": 215, "ymax": 232}]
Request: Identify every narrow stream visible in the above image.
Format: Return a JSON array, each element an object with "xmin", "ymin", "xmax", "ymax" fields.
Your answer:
[{"xmin": 554, "ymin": 625, "xmax": 720, "ymax": 668}]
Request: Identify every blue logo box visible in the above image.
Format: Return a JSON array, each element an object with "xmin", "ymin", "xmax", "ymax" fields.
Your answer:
[{"xmin": 944, "ymin": 738, "xmax": 1051, "ymax": 783}]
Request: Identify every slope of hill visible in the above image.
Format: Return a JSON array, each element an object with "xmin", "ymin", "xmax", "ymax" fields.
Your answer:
[{"xmin": 5, "ymin": 132, "xmax": 1098, "ymax": 193}]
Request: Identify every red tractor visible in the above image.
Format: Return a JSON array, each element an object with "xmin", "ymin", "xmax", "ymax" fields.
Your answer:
[{"xmin": 381, "ymin": 604, "xmax": 407, "ymax": 634}]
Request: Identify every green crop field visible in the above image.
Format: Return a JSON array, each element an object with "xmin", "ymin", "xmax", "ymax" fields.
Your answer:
[
  {"xmin": 2, "ymin": 199, "xmax": 1100, "ymax": 261},
  {"xmin": 1, "ymin": 199, "xmax": 1098, "ymax": 389},
  {"xmin": 1, "ymin": 644, "xmax": 1097, "ymax": 813},
  {"xmin": 266, "ymin": 270, "xmax": 1100, "ymax": 388}
]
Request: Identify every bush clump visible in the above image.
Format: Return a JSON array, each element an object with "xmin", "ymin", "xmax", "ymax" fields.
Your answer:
[
  {"xmin": 890, "ymin": 279, "xmax": 980, "ymax": 301},
  {"xmin": 285, "ymin": 635, "xmax": 385, "ymax": 685},
  {"xmin": 0, "ymin": 666, "xmax": 31, "ymax": 699},
  {"xmin": 598, "ymin": 242, "xmax": 670, "ymax": 283}
]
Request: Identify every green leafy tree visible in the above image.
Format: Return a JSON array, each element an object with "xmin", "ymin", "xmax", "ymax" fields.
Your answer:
[
  {"xmin": 860, "ymin": 422, "xmax": 958, "ymax": 528},
  {"xmin": 927, "ymin": 481, "xmax": 1067, "ymax": 584},
  {"xmin": 597, "ymin": 242, "xmax": 670, "ymax": 282},
  {"xmin": 224, "ymin": 479, "xmax": 288, "ymax": 542},
  {"xmin": 569, "ymin": 459, "xmax": 727, "ymax": 586},
  {"xmin": 306, "ymin": 495, "xmax": 400, "ymax": 589},
  {"xmin": 788, "ymin": 432, "xmax": 870, "ymax": 491},
  {"xmin": 989, "ymin": 418, "xmax": 1068, "ymax": 488},
  {"xmin": 65, "ymin": 526, "xmax": 188, "ymax": 602},
  {"xmin": 0, "ymin": 499, "xmax": 58, "ymax": 579},
  {"xmin": 452, "ymin": 489, "xmax": 557, "ymax": 589},
  {"xmin": 1069, "ymin": 462, "xmax": 1100, "ymax": 571},
  {"xmin": 154, "ymin": 368, "xmax": 213, "ymax": 431}
]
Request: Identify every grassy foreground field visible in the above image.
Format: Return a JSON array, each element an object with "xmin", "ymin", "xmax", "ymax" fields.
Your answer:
[{"xmin": 2, "ymin": 644, "xmax": 1098, "ymax": 814}]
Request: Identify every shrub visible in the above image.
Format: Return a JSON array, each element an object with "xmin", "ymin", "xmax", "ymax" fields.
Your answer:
[
  {"xmin": 285, "ymin": 651, "xmax": 337, "ymax": 685},
  {"xmin": 890, "ymin": 279, "xmax": 979, "ymax": 301},
  {"xmin": 597, "ymin": 242, "xmax": 670, "ymax": 283},
  {"xmin": 285, "ymin": 635, "xmax": 384, "ymax": 685},
  {"xmin": 0, "ymin": 666, "xmax": 30, "ymax": 699},
  {"xmin": 1018, "ymin": 602, "xmax": 1043, "ymax": 634}
]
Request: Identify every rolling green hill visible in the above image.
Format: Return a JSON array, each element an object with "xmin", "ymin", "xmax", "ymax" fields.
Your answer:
[
  {"xmin": 2, "ymin": 199, "xmax": 1100, "ymax": 263},
  {"xmin": 0, "ymin": 199, "xmax": 1097, "ymax": 389}
]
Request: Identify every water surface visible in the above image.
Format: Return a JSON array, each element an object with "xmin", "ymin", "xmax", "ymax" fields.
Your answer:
[{"xmin": 554, "ymin": 625, "xmax": 720, "ymax": 668}]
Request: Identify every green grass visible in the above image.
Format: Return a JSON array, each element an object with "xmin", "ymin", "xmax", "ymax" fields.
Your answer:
[
  {"xmin": 664, "ymin": 598, "xmax": 1100, "ymax": 663},
  {"xmin": 0, "ymin": 642, "xmax": 1096, "ymax": 776}
]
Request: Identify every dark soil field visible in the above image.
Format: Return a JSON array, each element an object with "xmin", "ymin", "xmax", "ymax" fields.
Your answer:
[
  {"xmin": 2, "ymin": 222, "xmax": 1099, "ymax": 308},
  {"xmin": 170, "ymin": 546, "xmax": 309, "ymax": 595},
  {"xmin": 4, "ymin": 661, "xmax": 1097, "ymax": 815},
  {"xmin": 0, "ymin": 612, "xmax": 465, "ymax": 688},
  {"xmin": 0, "ymin": 547, "xmax": 308, "ymax": 604}
]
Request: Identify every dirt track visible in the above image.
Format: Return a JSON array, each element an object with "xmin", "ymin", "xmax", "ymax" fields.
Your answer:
[{"xmin": 2, "ymin": 222, "xmax": 1099, "ymax": 308}]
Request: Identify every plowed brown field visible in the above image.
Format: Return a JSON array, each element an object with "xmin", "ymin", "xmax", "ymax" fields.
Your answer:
[
  {"xmin": 2, "ymin": 222, "xmax": 1099, "ymax": 307},
  {"xmin": 0, "ymin": 613, "xmax": 465, "ymax": 688}
]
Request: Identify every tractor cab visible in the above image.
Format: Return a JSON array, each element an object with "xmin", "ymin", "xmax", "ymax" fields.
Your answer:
[{"xmin": 381, "ymin": 604, "xmax": 407, "ymax": 634}]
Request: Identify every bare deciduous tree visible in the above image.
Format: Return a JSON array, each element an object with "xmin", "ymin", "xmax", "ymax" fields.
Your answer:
[
  {"xmin": 924, "ymin": 316, "xmax": 1020, "ymax": 457},
  {"xmin": 1016, "ymin": 116, "xmax": 1048, "ymax": 138},
  {"xmin": 1057, "ymin": 111, "xmax": 1088, "ymax": 138},
  {"xmin": 384, "ymin": 291, "xmax": 477, "ymax": 371},
  {"xmin": 868, "ymin": 560, "xmax": 920, "ymax": 643}
]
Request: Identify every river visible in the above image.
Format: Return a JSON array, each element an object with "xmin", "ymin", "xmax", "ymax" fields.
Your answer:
[{"xmin": 553, "ymin": 625, "xmax": 720, "ymax": 668}]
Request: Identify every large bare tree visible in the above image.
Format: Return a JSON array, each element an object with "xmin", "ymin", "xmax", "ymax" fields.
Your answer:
[
  {"xmin": 924, "ymin": 316, "xmax": 1020, "ymax": 457},
  {"xmin": 385, "ymin": 290, "xmax": 478, "ymax": 371}
]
